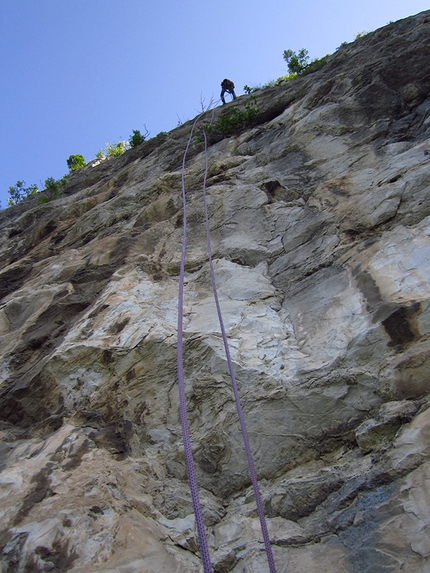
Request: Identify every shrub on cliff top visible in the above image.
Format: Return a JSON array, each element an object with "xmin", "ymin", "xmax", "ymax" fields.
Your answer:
[
  {"xmin": 202, "ymin": 96, "xmax": 260, "ymax": 139},
  {"xmin": 38, "ymin": 176, "xmax": 68, "ymax": 203},
  {"xmin": 283, "ymin": 48, "xmax": 328, "ymax": 77},
  {"xmin": 97, "ymin": 140, "xmax": 130, "ymax": 159},
  {"xmin": 67, "ymin": 154, "xmax": 86, "ymax": 172},
  {"xmin": 7, "ymin": 181, "xmax": 38, "ymax": 205},
  {"xmin": 283, "ymin": 48, "xmax": 310, "ymax": 74},
  {"xmin": 129, "ymin": 127, "xmax": 150, "ymax": 148}
]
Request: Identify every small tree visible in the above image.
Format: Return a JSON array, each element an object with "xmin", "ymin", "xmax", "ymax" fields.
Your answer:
[
  {"xmin": 7, "ymin": 180, "xmax": 38, "ymax": 205},
  {"xmin": 38, "ymin": 176, "xmax": 68, "ymax": 203},
  {"xmin": 129, "ymin": 126, "xmax": 149, "ymax": 148},
  {"xmin": 283, "ymin": 48, "xmax": 310, "ymax": 75},
  {"xmin": 108, "ymin": 141, "xmax": 129, "ymax": 156},
  {"xmin": 67, "ymin": 154, "xmax": 86, "ymax": 172},
  {"xmin": 97, "ymin": 141, "xmax": 130, "ymax": 158}
]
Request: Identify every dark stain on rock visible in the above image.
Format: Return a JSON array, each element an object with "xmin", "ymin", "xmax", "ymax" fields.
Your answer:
[
  {"xmin": 358, "ymin": 80, "xmax": 404, "ymax": 123},
  {"xmin": 12, "ymin": 467, "xmax": 54, "ymax": 526},
  {"xmin": 126, "ymin": 368, "xmax": 136, "ymax": 381},
  {"xmin": 111, "ymin": 171, "xmax": 129, "ymax": 191},
  {"xmin": 326, "ymin": 176, "xmax": 352, "ymax": 196},
  {"xmin": 69, "ymin": 264, "xmax": 114, "ymax": 285},
  {"xmin": 0, "ymin": 266, "xmax": 125, "ymax": 420},
  {"xmin": 102, "ymin": 349, "xmax": 115, "ymax": 364},
  {"xmin": 107, "ymin": 317, "xmax": 130, "ymax": 335},
  {"xmin": 165, "ymin": 197, "xmax": 178, "ymax": 218},
  {"xmin": 8, "ymin": 290, "xmax": 93, "ymax": 374},
  {"xmin": 0, "ymin": 261, "xmax": 34, "ymax": 302},
  {"xmin": 307, "ymin": 78, "xmax": 337, "ymax": 108},
  {"xmin": 381, "ymin": 302, "xmax": 421, "ymax": 348},
  {"xmin": 393, "ymin": 350, "xmax": 430, "ymax": 399},
  {"xmin": 353, "ymin": 266, "xmax": 421, "ymax": 347},
  {"xmin": 263, "ymin": 179, "xmax": 282, "ymax": 197},
  {"xmin": 51, "ymin": 229, "xmax": 68, "ymax": 246},
  {"xmin": 1, "ymin": 532, "xmax": 29, "ymax": 573},
  {"xmin": 257, "ymin": 96, "xmax": 296, "ymax": 125},
  {"xmin": 72, "ymin": 407, "xmax": 133, "ymax": 458},
  {"xmin": 29, "ymin": 220, "xmax": 57, "ymax": 247},
  {"xmin": 30, "ymin": 414, "xmax": 64, "ymax": 439},
  {"xmin": 3, "ymin": 212, "xmax": 59, "ymax": 258},
  {"xmin": 88, "ymin": 420, "xmax": 131, "ymax": 458},
  {"xmin": 260, "ymin": 179, "xmax": 299, "ymax": 203},
  {"xmin": 337, "ymin": 483, "xmax": 398, "ymax": 573},
  {"xmin": 0, "ymin": 442, "xmax": 14, "ymax": 472},
  {"xmin": 67, "ymin": 410, "xmax": 106, "ymax": 433},
  {"xmin": 197, "ymin": 433, "xmax": 227, "ymax": 475},
  {"xmin": 78, "ymin": 231, "xmax": 98, "ymax": 247},
  {"xmin": 109, "ymin": 235, "xmax": 133, "ymax": 263},
  {"xmin": 343, "ymin": 228, "xmax": 360, "ymax": 240},
  {"xmin": 352, "ymin": 266, "xmax": 385, "ymax": 316},
  {"xmin": 132, "ymin": 401, "xmax": 150, "ymax": 429},
  {"xmin": 61, "ymin": 439, "xmax": 92, "ymax": 471},
  {"xmin": 88, "ymin": 303, "xmax": 109, "ymax": 318},
  {"xmin": 88, "ymin": 505, "xmax": 104, "ymax": 517},
  {"xmin": 0, "ymin": 370, "xmax": 61, "ymax": 428},
  {"xmin": 7, "ymin": 227, "xmax": 23, "ymax": 239},
  {"xmin": 30, "ymin": 538, "xmax": 79, "ymax": 572}
]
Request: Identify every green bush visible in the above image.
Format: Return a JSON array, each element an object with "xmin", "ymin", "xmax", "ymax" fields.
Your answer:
[
  {"xmin": 203, "ymin": 96, "xmax": 260, "ymax": 138},
  {"xmin": 275, "ymin": 73, "xmax": 297, "ymax": 84},
  {"xmin": 283, "ymin": 48, "xmax": 310, "ymax": 74},
  {"xmin": 129, "ymin": 130, "xmax": 145, "ymax": 148},
  {"xmin": 7, "ymin": 181, "xmax": 38, "ymax": 205},
  {"xmin": 129, "ymin": 127, "xmax": 150, "ymax": 148},
  {"xmin": 301, "ymin": 56, "xmax": 328, "ymax": 75},
  {"xmin": 355, "ymin": 31, "xmax": 369, "ymax": 40},
  {"xmin": 67, "ymin": 154, "xmax": 86, "ymax": 172},
  {"xmin": 109, "ymin": 141, "xmax": 129, "ymax": 156},
  {"xmin": 38, "ymin": 176, "xmax": 68, "ymax": 203},
  {"xmin": 282, "ymin": 48, "xmax": 328, "ymax": 77},
  {"xmin": 97, "ymin": 140, "xmax": 130, "ymax": 158}
]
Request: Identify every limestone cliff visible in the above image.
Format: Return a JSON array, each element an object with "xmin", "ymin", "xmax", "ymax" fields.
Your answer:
[{"xmin": 1, "ymin": 10, "xmax": 430, "ymax": 573}]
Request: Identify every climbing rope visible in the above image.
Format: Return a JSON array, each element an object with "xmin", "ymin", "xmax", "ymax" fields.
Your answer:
[
  {"xmin": 177, "ymin": 117, "xmax": 277, "ymax": 573},
  {"xmin": 177, "ymin": 117, "xmax": 214, "ymax": 573},
  {"xmin": 201, "ymin": 130, "xmax": 277, "ymax": 573}
]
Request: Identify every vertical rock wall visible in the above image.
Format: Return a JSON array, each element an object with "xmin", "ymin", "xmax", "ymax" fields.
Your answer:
[{"xmin": 0, "ymin": 10, "xmax": 430, "ymax": 573}]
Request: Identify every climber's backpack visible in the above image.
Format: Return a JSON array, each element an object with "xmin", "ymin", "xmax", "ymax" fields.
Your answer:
[{"xmin": 221, "ymin": 79, "xmax": 234, "ymax": 90}]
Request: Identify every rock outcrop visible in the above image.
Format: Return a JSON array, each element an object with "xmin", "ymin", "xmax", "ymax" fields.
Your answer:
[{"xmin": 1, "ymin": 10, "xmax": 430, "ymax": 573}]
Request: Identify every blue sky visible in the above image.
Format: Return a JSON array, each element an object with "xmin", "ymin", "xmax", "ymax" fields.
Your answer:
[{"xmin": 0, "ymin": 1, "xmax": 428, "ymax": 209}]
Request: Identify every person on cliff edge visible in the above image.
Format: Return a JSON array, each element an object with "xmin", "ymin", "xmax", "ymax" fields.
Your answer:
[{"xmin": 220, "ymin": 79, "xmax": 237, "ymax": 104}]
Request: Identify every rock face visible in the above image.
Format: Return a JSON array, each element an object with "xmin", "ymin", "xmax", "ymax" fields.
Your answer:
[{"xmin": 1, "ymin": 10, "xmax": 430, "ymax": 573}]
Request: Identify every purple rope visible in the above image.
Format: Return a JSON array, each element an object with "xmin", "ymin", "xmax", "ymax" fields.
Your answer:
[
  {"xmin": 201, "ymin": 130, "xmax": 277, "ymax": 573},
  {"xmin": 177, "ymin": 118, "xmax": 214, "ymax": 573},
  {"xmin": 177, "ymin": 114, "xmax": 277, "ymax": 572}
]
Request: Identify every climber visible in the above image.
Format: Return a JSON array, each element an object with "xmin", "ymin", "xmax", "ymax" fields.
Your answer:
[{"xmin": 220, "ymin": 79, "xmax": 237, "ymax": 105}]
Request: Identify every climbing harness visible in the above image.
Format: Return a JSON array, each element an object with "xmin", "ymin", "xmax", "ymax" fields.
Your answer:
[{"xmin": 176, "ymin": 117, "xmax": 278, "ymax": 573}]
